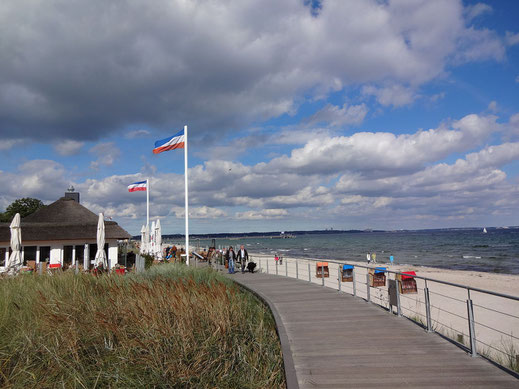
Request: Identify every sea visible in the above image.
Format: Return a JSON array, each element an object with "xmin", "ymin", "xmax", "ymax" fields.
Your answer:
[{"xmin": 166, "ymin": 228, "xmax": 519, "ymax": 275}]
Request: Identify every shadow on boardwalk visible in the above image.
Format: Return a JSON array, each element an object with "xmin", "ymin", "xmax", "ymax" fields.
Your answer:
[{"xmin": 227, "ymin": 272, "xmax": 519, "ymax": 389}]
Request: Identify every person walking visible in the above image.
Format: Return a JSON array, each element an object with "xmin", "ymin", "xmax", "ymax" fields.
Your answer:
[
  {"xmin": 389, "ymin": 255, "xmax": 394, "ymax": 266},
  {"xmin": 366, "ymin": 252, "xmax": 371, "ymax": 264},
  {"xmin": 226, "ymin": 246, "xmax": 236, "ymax": 274},
  {"xmin": 237, "ymin": 244, "xmax": 249, "ymax": 273},
  {"xmin": 372, "ymin": 252, "xmax": 377, "ymax": 264}
]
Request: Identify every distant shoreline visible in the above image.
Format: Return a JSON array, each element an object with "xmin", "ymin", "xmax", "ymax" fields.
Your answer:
[{"xmin": 133, "ymin": 226, "xmax": 519, "ymax": 240}]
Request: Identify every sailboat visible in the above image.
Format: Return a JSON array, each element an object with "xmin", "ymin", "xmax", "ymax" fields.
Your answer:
[{"xmin": 483, "ymin": 227, "xmax": 487, "ymax": 233}]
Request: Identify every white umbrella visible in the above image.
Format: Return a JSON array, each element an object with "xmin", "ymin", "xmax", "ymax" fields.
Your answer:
[
  {"xmin": 150, "ymin": 221, "xmax": 156, "ymax": 256},
  {"xmin": 140, "ymin": 225, "xmax": 146, "ymax": 254},
  {"xmin": 6, "ymin": 213, "xmax": 22, "ymax": 275},
  {"xmin": 94, "ymin": 213, "xmax": 107, "ymax": 269},
  {"xmin": 155, "ymin": 219, "xmax": 162, "ymax": 260}
]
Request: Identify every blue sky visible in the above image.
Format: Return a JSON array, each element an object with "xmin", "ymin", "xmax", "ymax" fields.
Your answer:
[{"xmin": 1, "ymin": 0, "xmax": 518, "ymax": 235}]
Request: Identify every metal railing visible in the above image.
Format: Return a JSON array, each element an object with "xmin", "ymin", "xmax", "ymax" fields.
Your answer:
[{"xmin": 246, "ymin": 254, "xmax": 519, "ymax": 374}]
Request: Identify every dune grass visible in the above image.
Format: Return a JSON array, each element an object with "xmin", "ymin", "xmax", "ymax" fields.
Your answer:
[{"xmin": 0, "ymin": 264, "xmax": 285, "ymax": 388}]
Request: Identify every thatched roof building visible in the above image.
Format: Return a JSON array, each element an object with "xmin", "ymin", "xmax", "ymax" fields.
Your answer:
[{"xmin": 0, "ymin": 192, "xmax": 130, "ymax": 270}]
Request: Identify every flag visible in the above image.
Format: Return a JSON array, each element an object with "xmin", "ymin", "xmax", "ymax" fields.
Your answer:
[
  {"xmin": 153, "ymin": 129, "xmax": 185, "ymax": 154},
  {"xmin": 128, "ymin": 181, "xmax": 147, "ymax": 192}
]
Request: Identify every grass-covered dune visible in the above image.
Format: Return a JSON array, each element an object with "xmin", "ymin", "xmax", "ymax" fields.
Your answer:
[{"xmin": 0, "ymin": 264, "xmax": 285, "ymax": 388}]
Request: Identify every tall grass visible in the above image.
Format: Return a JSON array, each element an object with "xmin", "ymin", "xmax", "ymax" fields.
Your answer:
[{"xmin": 0, "ymin": 264, "xmax": 285, "ymax": 388}]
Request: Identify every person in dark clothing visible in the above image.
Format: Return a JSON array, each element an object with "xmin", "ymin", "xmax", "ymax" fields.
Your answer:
[
  {"xmin": 237, "ymin": 244, "xmax": 249, "ymax": 273},
  {"xmin": 226, "ymin": 246, "xmax": 236, "ymax": 274}
]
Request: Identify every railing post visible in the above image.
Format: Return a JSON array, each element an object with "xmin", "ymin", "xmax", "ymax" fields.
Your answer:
[
  {"xmin": 467, "ymin": 290, "xmax": 477, "ymax": 357},
  {"xmin": 38, "ymin": 261, "xmax": 43, "ymax": 276},
  {"xmin": 424, "ymin": 280, "xmax": 432, "ymax": 332},
  {"xmin": 308, "ymin": 263, "xmax": 311, "ymax": 282},
  {"xmin": 285, "ymin": 259, "xmax": 288, "ymax": 277},
  {"xmin": 366, "ymin": 273, "xmax": 371, "ymax": 302},
  {"xmin": 395, "ymin": 279, "xmax": 402, "ymax": 317},
  {"xmin": 338, "ymin": 266, "xmax": 341, "ymax": 291},
  {"xmin": 266, "ymin": 259, "xmax": 269, "ymax": 274},
  {"xmin": 296, "ymin": 260, "xmax": 298, "ymax": 279},
  {"xmin": 352, "ymin": 269, "xmax": 356, "ymax": 297},
  {"xmin": 276, "ymin": 260, "xmax": 278, "ymax": 275},
  {"xmin": 321, "ymin": 264, "xmax": 324, "ymax": 286},
  {"xmin": 259, "ymin": 258, "xmax": 262, "ymax": 273}
]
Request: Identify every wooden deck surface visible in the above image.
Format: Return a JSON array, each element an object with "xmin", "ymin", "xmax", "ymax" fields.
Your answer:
[{"xmin": 228, "ymin": 272, "xmax": 519, "ymax": 388}]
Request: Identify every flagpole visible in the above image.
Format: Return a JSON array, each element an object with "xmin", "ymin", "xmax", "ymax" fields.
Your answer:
[
  {"xmin": 146, "ymin": 178, "xmax": 150, "ymax": 228},
  {"xmin": 184, "ymin": 125, "xmax": 190, "ymax": 265}
]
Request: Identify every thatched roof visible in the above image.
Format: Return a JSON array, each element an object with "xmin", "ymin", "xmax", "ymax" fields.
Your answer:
[{"xmin": 0, "ymin": 197, "xmax": 131, "ymax": 243}]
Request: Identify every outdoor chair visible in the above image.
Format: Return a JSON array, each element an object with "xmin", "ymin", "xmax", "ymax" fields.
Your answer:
[
  {"xmin": 397, "ymin": 271, "xmax": 418, "ymax": 294},
  {"xmin": 316, "ymin": 262, "xmax": 329, "ymax": 278},
  {"xmin": 341, "ymin": 264, "xmax": 354, "ymax": 282},
  {"xmin": 369, "ymin": 267, "xmax": 387, "ymax": 287}
]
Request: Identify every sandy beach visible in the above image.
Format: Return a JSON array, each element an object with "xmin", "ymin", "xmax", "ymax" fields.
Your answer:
[{"xmin": 249, "ymin": 253, "xmax": 519, "ymax": 363}]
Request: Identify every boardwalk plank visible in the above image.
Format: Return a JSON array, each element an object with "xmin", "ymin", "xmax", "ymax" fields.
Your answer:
[{"xmin": 228, "ymin": 272, "xmax": 519, "ymax": 388}]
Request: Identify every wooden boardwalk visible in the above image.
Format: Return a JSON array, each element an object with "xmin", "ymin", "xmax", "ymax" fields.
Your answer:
[{"xmin": 228, "ymin": 272, "xmax": 519, "ymax": 388}]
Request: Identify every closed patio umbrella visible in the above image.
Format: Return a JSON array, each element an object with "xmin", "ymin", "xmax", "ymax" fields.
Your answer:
[
  {"xmin": 6, "ymin": 213, "xmax": 22, "ymax": 275},
  {"xmin": 155, "ymin": 219, "xmax": 162, "ymax": 260},
  {"xmin": 140, "ymin": 225, "xmax": 146, "ymax": 254},
  {"xmin": 150, "ymin": 221, "xmax": 156, "ymax": 256},
  {"xmin": 94, "ymin": 213, "xmax": 107, "ymax": 269}
]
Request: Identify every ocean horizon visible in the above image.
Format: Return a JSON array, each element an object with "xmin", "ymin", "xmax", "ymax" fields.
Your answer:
[{"xmin": 164, "ymin": 228, "xmax": 519, "ymax": 275}]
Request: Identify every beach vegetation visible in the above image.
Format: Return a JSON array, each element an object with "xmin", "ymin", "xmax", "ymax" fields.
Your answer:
[{"xmin": 0, "ymin": 264, "xmax": 285, "ymax": 388}]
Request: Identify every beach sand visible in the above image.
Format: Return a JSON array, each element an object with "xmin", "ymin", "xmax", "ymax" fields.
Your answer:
[{"xmin": 250, "ymin": 253, "xmax": 519, "ymax": 364}]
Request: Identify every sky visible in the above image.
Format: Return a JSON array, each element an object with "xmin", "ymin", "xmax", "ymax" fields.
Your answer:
[{"xmin": 1, "ymin": 0, "xmax": 519, "ymax": 235}]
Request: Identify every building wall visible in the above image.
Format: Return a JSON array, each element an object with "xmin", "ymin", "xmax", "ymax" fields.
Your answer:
[{"xmin": 0, "ymin": 239, "xmax": 120, "ymax": 270}]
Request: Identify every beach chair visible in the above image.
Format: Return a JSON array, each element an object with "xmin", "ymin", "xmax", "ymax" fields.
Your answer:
[
  {"xmin": 341, "ymin": 264, "xmax": 354, "ymax": 282},
  {"xmin": 396, "ymin": 271, "xmax": 418, "ymax": 294},
  {"xmin": 369, "ymin": 267, "xmax": 386, "ymax": 287},
  {"xmin": 316, "ymin": 262, "xmax": 329, "ymax": 278}
]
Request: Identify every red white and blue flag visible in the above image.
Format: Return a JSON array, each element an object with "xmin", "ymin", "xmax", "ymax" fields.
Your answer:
[
  {"xmin": 128, "ymin": 181, "xmax": 147, "ymax": 192},
  {"xmin": 153, "ymin": 129, "xmax": 185, "ymax": 154}
]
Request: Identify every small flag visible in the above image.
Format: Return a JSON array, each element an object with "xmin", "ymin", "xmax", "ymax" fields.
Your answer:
[
  {"xmin": 128, "ymin": 181, "xmax": 147, "ymax": 192},
  {"xmin": 153, "ymin": 129, "xmax": 185, "ymax": 154}
]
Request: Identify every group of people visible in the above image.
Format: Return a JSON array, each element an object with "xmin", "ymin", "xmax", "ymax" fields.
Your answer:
[
  {"xmin": 225, "ymin": 245, "xmax": 249, "ymax": 274},
  {"xmin": 367, "ymin": 252, "xmax": 395, "ymax": 265}
]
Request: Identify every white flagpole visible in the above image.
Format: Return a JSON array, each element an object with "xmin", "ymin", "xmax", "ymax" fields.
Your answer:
[
  {"xmin": 184, "ymin": 125, "xmax": 189, "ymax": 265},
  {"xmin": 146, "ymin": 178, "xmax": 150, "ymax": 228}
]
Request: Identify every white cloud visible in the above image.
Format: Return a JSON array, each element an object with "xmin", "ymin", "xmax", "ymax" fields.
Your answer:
[
  {"xmin": 265, "ymin": 113, "xmax": 500, "ymax": 176},
  {"xmin": 54, "ymin": 140, "xmax": 84, "ymax": 156},
  {"xmin": 0, "ymin": 0, "xmax": 508, "ymax": 142},
  {"xmin": 505, "ymin": 31, "xmax": 519, "ymax": 46},
  {"xmin": 464, "ymin": 3, "xmax": 493, "ymax": 22},
  {"xmin": 172, "ymin": 206, "xmax": 227, "ymax": 219},
  {"xmin": 89, "ymin": 142, "xmax": 121, "ymax": 170},
  {"xmin": 0, "ymin": 160, "xmax": 67, "ymax": 204},
  {"xmin": 453, "ymin": 27, "xmax": 505, "ymax": 64},
  {"xmin": 361, "ymin": 84, "xmax": 416, "ymax": 107},
  {"xmin": 307, "ymin": 103, "xmax": 368, "ymax": 127},
  {"xmin": 487, "ymin": 100, "xmax": 498, "ymax": 112},
  {"xmin": 236, "ymin": 209, "xmax": 288, "ymax": 220},
  {"xmin": 125, "ymin": 129, "xmax": 151, "ymax": 139},
  {"xmin": 0, "ymin": 138, "xmax": 25, "ymax": 151}
]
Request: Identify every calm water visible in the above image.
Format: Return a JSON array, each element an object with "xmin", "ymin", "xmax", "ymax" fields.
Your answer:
[{"xmin": 167, "ymin": 229, "xmax": 519, "ymax": 274}]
